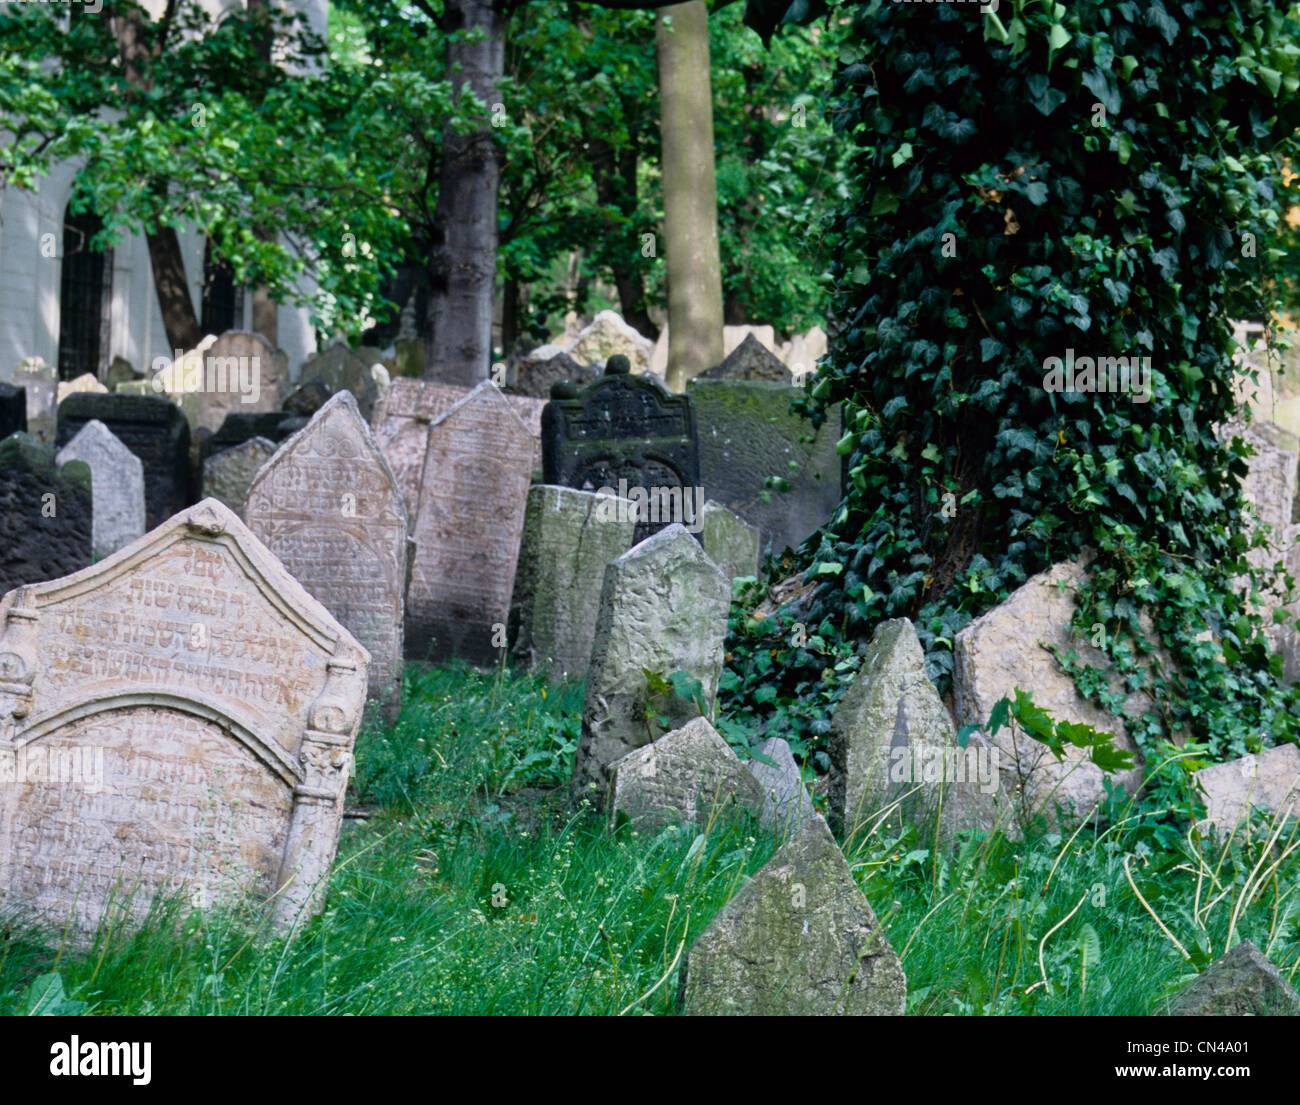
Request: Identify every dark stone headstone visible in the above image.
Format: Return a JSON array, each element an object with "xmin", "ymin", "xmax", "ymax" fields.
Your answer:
[
  {"xmin": 700, "ymin": 334, "xmax": 793, "ymax": 384},
  {"xmin": 0, "ymin": 433, "xmax": 93, "ymax": 591},
  {"xmin": 282, "ymin": 380, "xmax": 332, "ymax": 418},
  {"xmin": 542, "ymin": 357, "xmax": 699, "ymax": 543},
  {"xmin": 55, "ymin": 393, "xmax": 190, "ymax": 530},
  {"xmin": 513, "ymin": 351, "xmax": 600, "ymax": 399},
  {"xmin": 687, "ymin": 378, "xmax": 843, "ymax": 557},
  {"xmin": 206, "ymin": 411, "xmax": 307, "ymax": 460},
  {"xmin": 0, "ymin": 383, "xmax": 26, "ymax": 440}
]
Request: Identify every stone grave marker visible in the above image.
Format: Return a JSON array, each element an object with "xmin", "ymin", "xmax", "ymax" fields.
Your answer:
[
  {"xmin": 687, "ymin": 378, "xmax": 841, "ymax": 556},
  {"xmin": 700, "ymin": 499, "xmax": 760, "ymax": 581},
  {"xmin": 676, "ymin": 814, "xmax": 907, "ymax": 1016},
  {"xmin": 699, "ymin": 333, "xmax": 793, "ymax": 383},
  {"xmin": 567, "ymin": 310, "xmax": 654, "ymax": 376},
  {"xmin": 245, "ymin": 393, "xmax": 409, "ymax": 718},
  {"xmin": 542, "ymin": 357, "xmax": 700, "ymax": 543},
  {"xmin": 745, "ymin": 736, "xmax": 816, "ymax": 839},
  {"xmin": 1194, "ymin": 744, "xmax": 1300, "ymax": 833},
  {"xmin": 297, "ymin": 344, "xmax": 379, "ymax": 419},
  {"xmin": 56, "ymin": 373, "xmax": 108, "ymax": 406},
  {"xmin": 509, "ymin": 484, "xmax": 636, "ymax": 681},
  {"xmin": 183, "ymin": 331, "xmax": 288, "ymax": 434},
  {"xmin": 0, "ymin": 383, "xmax": 26, "ymax": 440},
  {"xmin": 406, "ymin": 382, "xmax": 534, "ymax": 665},
  {"xmin": 13, "ymin": 359, "xmax": 57, "ymax": 444},
  {"xmin": 0, "ymin": 434, "xmax": 93, "ymax": 592},
  {"xmin": 371, "ymin": 378, "xmax": 545, "ymax": 528},
  {"xmin": 55, "ymin": 420, "xmax": 146, "ymax": 560},
  {"xmin": 0, "ymin": 498, "xmax": 370, "ymax": 938},
  {"xmin": 607, "ymin": 717, "xmax": 763, "ymax": 830},
  {"xmin": 206, "ymin": 411, "xmax": 306, "ymax": 460},
  {"xmin": 570, "ymin": 523, "xmax": 730, "ymax": 805},
  {"xmin": 201, "ymin": 436, "xmax": 276, "ymax": 516},
  {"xmin": 1166, "ymin": 941, "xmax": 1300, "ymax": 1016}
]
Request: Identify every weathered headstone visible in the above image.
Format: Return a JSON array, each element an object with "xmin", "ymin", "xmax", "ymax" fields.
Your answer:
[
  {"xmin": 509, "ymin": 484, "xmax": 636, "ymax": 681},
  {"xmin": 0, "ymin": 383, "xmax": 26, "ymax": 440},
  {"xmin": 0, "ymin": 434, "xmax": 93, "ymax": 591},
  {"xmin": 282, "ymin": 380, "xmax": 332, "ymax": 419},
  {"xmin": 106, "ymin": 356, "xmax": 142, "ymax": 391},
  {"xmin": 676, "ymin": 814, "xmax": 907, "ymax": 1016},
  {"xmin": 746, "ymin": 736, "xmax": 816, "ymax": 839},
  {"xmin": 513, "ymin": 350, "xmax": 600, "ymax": 399},
  {"xmin": 607, "ymin": 717, "xmax": 763, "ymax": 830},
  {"xmin": 245, "ymin": 393, "xmax": 408, "ymax": 718},
  {"xmin": 201, "ymin": 436, "xmax": 276, "ymax": 516},
  {"xmin": 543, "ymin": 358, "xmax": 701, "ymax": 543},
  {"xmin": 831, "ymin": 619, "xmax": 1006, "ymax": 846},
  {"xmin": 371, "ymin": 378, "xmax": 546, "ymax": 527},
  {"xmin": 953, "ymin": 561, "xmax": 1147, "ymax": 830},
  {"xmin": 571, "ymin": 524, "xmax": 730, "ymax": 805},
  {"xmin": 56, "ymin": 373, "xmax": 108, "ymax": 406},
  {"xmin": 687, "ymin": 378, "xmax": 841, "ymax": 556},
  {"xmin": 406, "ymin": 382, "xmax": 534, "ymax": 664},
  {"xmin": 1194, "ymin": 743, "xmax": 1300, "ymax": 833},
  {"xmin": 190, "ymin": 331, "xmax": 289, "ymax": 434},
  {"xmin": 56, "ymin": 393, "xmax": 191, "ymax": 529},
  {"xmin": 206, "ymin": 410, "xmax": 306, "ymax": 459},
  {"xmin": 13, "ymin": 359, "xmax": 57, "ymax": 444},
  {"xmin": 55, "ymin": 420, "xmax": 146, "ymax": 560},
  {"xmin": 567, "ymin": 310, "xmax": 654, "ymax": 377},
  {"xmin": 297, "ymin": 344, "xmax": 379, "ymax": 419},
  {"xmin": 700, "ymin": 333, "xmax": 793, "ymax": 384},
  {"xmin": 700, "ymin": 499, "xmax": 760, "ymax": 581},
  {"xmin": 0, "ymin": 498, "xmax": 369, "ymax": 938},
  {"xmin": 1166, "ymin": 941, "xmax": 1300, "ymax": 1016}
]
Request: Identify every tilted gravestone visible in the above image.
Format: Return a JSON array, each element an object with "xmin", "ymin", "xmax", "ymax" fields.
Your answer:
[
  {"xmin": 746, "ymin": 736, "xmax": 816, "ymax": 839},
  {"xmin": 570, "ymin": 524, "xmax": 730, "ymax": 806},
  {"xmin": 55, "ymin": 420, "xmax": 146, "ymax": 560},
  {"xmin": 189, "ymin": 331, "xmax": 289, "ymax": 434},
  {"xmin": 245, "ymin": 393, "xmax": 409, "ymax": 719},
  {"xmin": 0, "ymin": 434, "xmax": 93, "ymax": 592},
  {"xmin": 607, "ymin": 717, "xmax": 763, "ymax": 831},
  {"xmin": 201, "ymin": 437, "xmax": 276, "ymax": 517},
  {"xmin": 676, "ymin": 814, "xmax": 907, "ymax": 1016},
  {"xmin": 509, "ymin": 484, "xmax": 636, "ymax": 682},
  {"xmin": 1194, "ymin": 743, "xmax": 1300, "ymax": 834},
  {"xmin": 406, "ymin": 382, "xmax": 535, "ymax": 664},
  {"xmin": 700, "ymin": 499, "xmax": 760, "ymax": 581},
  {"xmin": 1166, "ymin": 941, "xmax": 1300, "ymax": 1016},
  {"xmin": 0, "ymin": 498, "xmax": 370, "ymax": 939},
  {"xmin": 830, "ymin": 619, "xmax": 1007, "ymax": 847},
  {"xmin": 687, "ymin": 378, "xmax": 841, "ymax": 556},
  {"xmin": 56, "ymin": 392, "xmax": 191, "ymax": 529},
  {"xmin": 0, "ymin": 383, "xmax": 26, "ymax": 440},
  {"xmin": 542, "ymin": 357, "xmax": 701, "ymax": 543},
  {"xmin": 297, "ymin": 344, "xmax": 379, "ymax": 420},
  {"xmin": 371, "ymin": 378, "xmax": 545, "ymax": 528}
]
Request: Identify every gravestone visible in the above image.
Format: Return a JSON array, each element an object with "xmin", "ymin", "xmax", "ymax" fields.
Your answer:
[
  {"xmin": 207, "ymin": 411, "xmax": 306, "ymax": 459},
  {"xmin": 1194, "ymin": 744, "xmax": 1300, "ymax": 833},
  {"xmin": 56, "ymin": 373, "xmax": 108, "ymax": 405},
  {"xmin": 0, "ymin": 499, "xmax": 369, "ymax": 938},
  {"xmin": 700, "ymin": 333, "xmax": 793, "ymax": 383},
  {"xmin": 0, "ymin": 383, "xmax": 26, "ymax": 440},
  {"xmin": 406, "ymin": 382, "xmax": 535, "ymax": 665},
  {"xmin": 55, "ymin": 420, "xmax": 146, "ymax": 560},
  {"xmin": 297, "ymin": 344, "xmax": 378, "ymax": 419},
  {"xmin": 13, "ymin": 359, "xmax": 57, "ymax": 444},
  {"xmin": 371, "ymin": 378, "xmax": 546, "ymax": 527},
  {"xmin": 56, "ymin": 392, "xmax": 191, "ymax": 529},
  {"xmin": 746, "ymin": 736, "xmax": 816, "ymax": 839},
  {"xmin": 245, "ymin": 393, "xmax": 409, "ymax": 718},
  {"xmin": 567, "ymin": 310, "xmax": 654, "ymax": 376},
  {"xmin": 0, "ymin": 434, "xmax": 93, "ymax": 592},
  {"xmin": 607, "ymin": 717, "xmax": 764, "ymax": 830},
  {"xmin": 700, "ymin": 499, "xmax": 760, "ymax": 581},
  {"xmin": 687, "ymin": 378, "xmax": 841, "ymax": 556},
  {"xmin": 830, "ymin": 619, "xmax": 1006, "ymax": 846},
  {"xmin": 509, "ymin": 484, "xmax": 636, "ymax": 681},
  {"xmin": 570, "ymin": 524, "xmax": 730, "ymax": 806},
  {"xmin": 953, "ymin": 560, "xmax": 1147, "ymax": 831},
  {"xmin": 106, "ymin": 356, "xmax": 142, "ymax": 390},
  {"xmin": 190, "ymin": 331, "xmax": 288, "ymax": 434},
  {"xmin": 513, "ymin": 350, "xmax": 599, "ymax": 399},
  {"xmin": 1167, "ymin": 941, "xmax": 1300, "ymax": 1016},
  {"xmin": 201, "ymin": 436, "xmax": 276, "ymax": 516},
  {"xmin": 676, "ymin": 814, "xmax": 907, "ymax": 1016},
  {"xmin": 542, "ymin": 357, "xmax": 700, "ymax": 543},
  {"xmin": 283, "ymin": 380, "xmax": 332, "ymax": 418}
]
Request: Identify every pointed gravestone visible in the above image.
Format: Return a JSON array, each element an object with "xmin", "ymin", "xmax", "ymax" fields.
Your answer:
[
  {"xmin": 513, "ymin": 350, "xmax": 600, "ymax": 399},
  {"xmin": 701, "ymin": 499, "xmax": 760, "ymax": 581},
  {"xmin": 677, "ymin": 814, "xmax": 907, "ymax": 1015},
  {"xmin": 831, "ymin": 619, "xmax": 1006, "ymax": 846},
  {"xmin": 509, "ymin": 485, "xmax": 636, "ymax": 682},
  {"xmin": 0, "ymin": 499, "xmax": 369, "ymax": 938},
  {"xmin": 201, "ymin": 436, "xmax": 276, "ymax": 516},
  {"xmin": 746, "ymin": 736, "xmax": 816, "ymax": 839},
  {"xmin": 406, "ymin": 382, "xmax": 535, "ymax": 665},
  {"xmin": 607, "ymin": 716, "xmax": 763, "ymax": 830},
  {"xmin": 0, "ymin": 383, "xmax": 27, "ymax": 440},
  {"xmin": 297, "ymin": 344, "xmax": 379, "ymax": 420},
  {"xmin": 245, "ymin": 393, "xmax": 408, "ymax": 719},
  {"xmin": 571, "ymin": 524, "xmax": 731, "ymax": 806},
  {"xmin": 55, "ymin": 420, "xmax": 146, "ymax": 560},
  {"xmin": 370, "ymin": 378, "xmax": 545, "ymax": 528},
  {"xmin": 0, "ymin": 434, "xmax": 92, "ymax": 592},
  {"xmin": 1166, "ymin": 941, "xmax": 1300, "ymax": 1016},
  {"xmin": 701, "ymin": 332, "xmax": 793, "ymax": 383}
]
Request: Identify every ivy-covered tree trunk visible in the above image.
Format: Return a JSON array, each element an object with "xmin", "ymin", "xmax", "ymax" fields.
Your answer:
[{"xmin": 655, "ymin": 1, "xmax": 724, "ymax": 391}]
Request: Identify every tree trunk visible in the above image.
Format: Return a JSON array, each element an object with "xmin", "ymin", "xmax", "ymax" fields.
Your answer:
[
  {"xmin": 248, "ymin": 0, "xmax": 278, "ymax": 344},
  {"xmin": 424, "ymin": 0, "xmax": 504, "ymax": 385},
  {"xmin": 590, "ymin": 136, "xmax": 658, "ymax": 342},
  {"xmin": 655, "ymin": 1, "xmax": 723, "ymax": 391}
]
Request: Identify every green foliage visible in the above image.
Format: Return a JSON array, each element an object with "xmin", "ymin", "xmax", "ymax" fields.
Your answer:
[
  {"xmin": 19, "ymin": 972, "xmax": 87, "ymax": 1016},
  {"xmin": 988, "ymin": 687, "xmax": 1137, "ymax": 775}
]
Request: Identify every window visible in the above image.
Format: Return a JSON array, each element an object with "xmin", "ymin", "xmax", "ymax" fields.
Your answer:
[
  {"xmin": 56, "ymin": 205, "xmax": 111, "ymax": 381},
  {"xmin": 201, "ymin": 237, "xmax": 243, "ymax": 334}
]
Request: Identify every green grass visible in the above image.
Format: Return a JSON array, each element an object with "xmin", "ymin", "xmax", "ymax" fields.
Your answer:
[{"xmin": 2, "ymin": 664, "xmax": 1298, "ymax": 1015}]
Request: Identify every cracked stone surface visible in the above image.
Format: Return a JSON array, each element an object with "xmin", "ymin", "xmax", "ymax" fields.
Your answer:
[{"xmin": 676, "ymin": 814, "xmax": 906, "ymax": 1016}]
